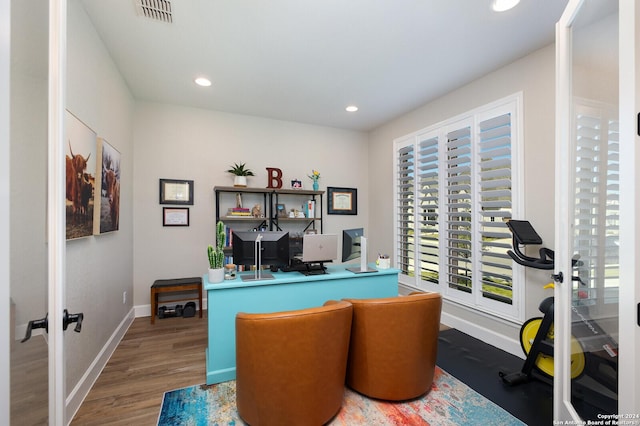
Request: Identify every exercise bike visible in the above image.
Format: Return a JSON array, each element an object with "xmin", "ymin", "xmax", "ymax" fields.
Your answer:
[{"xmin": 498, "ymin": 220, "xmax": 618, "ymax": 413}]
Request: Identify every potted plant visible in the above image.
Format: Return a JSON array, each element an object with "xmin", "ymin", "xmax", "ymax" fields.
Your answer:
[
  {"xmin": 207, "ymin": 221, "xmax": 226, "ymax": 283},
  {"xmin": 226, "ymin": 162, "xmax": 255, "ymax": 187}
]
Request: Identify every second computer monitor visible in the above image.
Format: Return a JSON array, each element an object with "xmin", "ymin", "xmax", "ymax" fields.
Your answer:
[
  {"xmin": 302, "ymin": 233, "xmax": 338, "ymax": 264},
  {"xmin": 342, "ymin": 228, "xmax": 364, "ymax": 262}
]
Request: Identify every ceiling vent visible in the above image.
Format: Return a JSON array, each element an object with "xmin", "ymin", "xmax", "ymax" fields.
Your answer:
[{"xmin": 135, "ymin": 0, "xmax": 173, "ymax": 23}]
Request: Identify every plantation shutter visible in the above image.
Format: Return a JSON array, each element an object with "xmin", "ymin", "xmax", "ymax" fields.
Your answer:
[
  {"xmin": 574, "ymin": 111, "xmax": 602, "ymax": 290},
  {"xmin": 605, "ymin": 117, "xmax": 620, "ymax": 302},
  {"xmin": 396, "ymin": 144, "xmax": 415, "ymax": 277},
  {"xmin": 477, "ymin": 113, "xmax": 513, "ymax": 304},
  {"xmin": 445, "ymin": 126, "xmax": 473, "ymax": 294},
  {"xmin": 574, "ymin": 102, "xmax": 620, "ymax": 304},
  {"xmin": 417, "ymin": 135, "xmax": 440, "ymax": 284},
  {"xmin": 393, "ymin": 93, "xmax": 522, "ymax": 321}
]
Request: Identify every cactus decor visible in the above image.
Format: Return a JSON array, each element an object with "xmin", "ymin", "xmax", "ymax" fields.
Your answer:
[{"xmin": 207, "ymin": 221, "xmax": 226, "ymax": 283}]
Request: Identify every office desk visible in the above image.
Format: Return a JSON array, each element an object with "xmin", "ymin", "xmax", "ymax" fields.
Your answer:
[{"xmin": 204, "ymin": 265, "xmax": 399, "ymax": 384}]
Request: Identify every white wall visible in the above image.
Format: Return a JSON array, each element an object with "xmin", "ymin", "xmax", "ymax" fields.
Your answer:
[
  {"xmin": 368, "ymin": 45, "xmax": 558, "ymax": 350},
  {"xmin": 65, "ymin": 0, "xmax": 135, "ymax": 397},
  {"xmin": 132, "ymin": 103, "xmax": 370, "ymax": 308}
]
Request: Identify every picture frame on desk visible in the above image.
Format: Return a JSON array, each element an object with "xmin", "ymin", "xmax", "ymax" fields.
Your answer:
[
  {"xmin": 159, "ymin": 178, "xmax": 194, "ymax": 205},
  {"xmin": 163, "ymin": 207, "xmax": 190, "ymax": 226},
  {"xmin": 327, "ymin": 187, "xmax": 357, "ymax": 215}
]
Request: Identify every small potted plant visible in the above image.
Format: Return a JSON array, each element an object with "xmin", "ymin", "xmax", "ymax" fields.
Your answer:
[
  {"xmin": 226, "ymin": 162, "xmax": 255, "ymax": 187},
  {"xmin": 207, "ymin": 221, "xmax": 226, "ymax": 283},
  {"xmin": 308, "ymin": 169, "xmax": 321, "ymax": 191}
]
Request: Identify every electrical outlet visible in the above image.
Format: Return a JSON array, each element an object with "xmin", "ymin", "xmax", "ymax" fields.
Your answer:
[{"xmin": 123, "ymin": 291, "xmax": 127, "ymax": 304}]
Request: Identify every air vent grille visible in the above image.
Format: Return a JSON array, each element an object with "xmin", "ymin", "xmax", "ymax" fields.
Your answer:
[{"xmin": 135, "ymin": 0, "xmax": 173, "ymax": 23}]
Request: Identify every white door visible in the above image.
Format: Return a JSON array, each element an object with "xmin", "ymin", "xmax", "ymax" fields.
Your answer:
[
  {"xmin": 8, "ymin": 1, "xmax": 68, "ymax": 424},
  {"xmin": 555, "ymin": 0, "xmax": 638, "ymax": 420}
]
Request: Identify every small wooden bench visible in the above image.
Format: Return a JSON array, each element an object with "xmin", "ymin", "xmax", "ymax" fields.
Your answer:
[{"xmin": 150, "ymin": 277, "xmax": 203, "ymax": 324}]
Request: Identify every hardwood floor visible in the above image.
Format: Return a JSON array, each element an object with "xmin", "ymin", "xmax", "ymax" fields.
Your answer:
[
  {"xmin": 71, "ymin": 314, "xmax": 207, "ymax": 426},
  {"xmin": 11, "ymin": 334, "xmax": 48, "ymax": 426}
]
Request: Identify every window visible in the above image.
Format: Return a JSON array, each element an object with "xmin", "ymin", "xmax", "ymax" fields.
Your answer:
[{"xmin": 394, "ymin": 93, "xmax": 523, "ymax": 320}]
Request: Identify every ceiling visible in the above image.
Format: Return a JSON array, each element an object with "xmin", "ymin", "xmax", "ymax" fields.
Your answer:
[{"xmin": 80, "ymin": 0, "xmax": 570, "ymax": 132}]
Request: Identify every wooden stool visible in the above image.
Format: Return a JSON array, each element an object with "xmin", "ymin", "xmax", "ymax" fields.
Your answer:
[{"xmin": 150, "ymin": 277, "xmax": 203, "ymax": 324}]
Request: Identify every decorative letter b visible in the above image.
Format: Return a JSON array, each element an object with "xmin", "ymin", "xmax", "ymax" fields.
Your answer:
[{"xmin": 266, "ymin": 168, "xmax": 283, "ymax": 189}]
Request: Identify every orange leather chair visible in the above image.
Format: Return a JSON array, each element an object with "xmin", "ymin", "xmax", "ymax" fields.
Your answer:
[
  {"xmin": 235, "ymin": 300, "xmax": 353, "ymax": 426},
  {"xmin": 343, "ymin": 291, "xmax": 442, "ymax": 401}
]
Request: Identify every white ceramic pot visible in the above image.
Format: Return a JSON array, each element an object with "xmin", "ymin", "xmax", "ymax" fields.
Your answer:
[
  {"xmin": 208, "ymin": 268, "xmax": 225, "ymax": 283},
  {"xmin": 233, "ymin": 176, "xmax": 247, "ymax": 187}
]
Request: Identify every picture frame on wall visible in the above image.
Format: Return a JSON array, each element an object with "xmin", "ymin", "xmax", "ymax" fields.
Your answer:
[
  {"xmin": 94, "ymin": 138, "xmax": 121, "ymax": 235},
  {"xmin": 163, "ymin": 207, "xmax": 190, "ymax": 226},
  {"xmin": 159, "ymin": 178, "xmax": 194, "ymax": 205},
  {"xmin": 65, "ymin": 110, "xmax": 97, "ymax": 240},
  {"xmin": 327, "ymin": 187, "xmax": 357, "ymax": 215}
]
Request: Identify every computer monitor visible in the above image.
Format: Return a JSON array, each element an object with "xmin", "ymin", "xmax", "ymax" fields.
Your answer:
[
  {"xmin": 232, "ymin": 231, "xmax": 290, "ymax": 280},
  {"xmin": 342, "ymin": 228, "xmax": 377, "ymax": 274},
  {"xmin": 342, "ymin": 228, "xmax": 364, "ymax": 262},
  {"xmin": 300, "ymin": 233, "xmax": 338, "ymax": 275}
]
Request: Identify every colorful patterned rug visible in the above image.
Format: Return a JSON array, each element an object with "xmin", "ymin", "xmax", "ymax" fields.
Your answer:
[{"xmin": 158, "ymin": 366, "xmax": 525, "ymax": 425}]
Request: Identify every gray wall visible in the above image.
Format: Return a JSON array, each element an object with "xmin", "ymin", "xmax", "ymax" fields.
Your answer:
[
  {"xmin": 132, "ymin": 103, "xmax": 370, "ymax": 309},
  {"xmin": 65, "ymin": 1, "xmax": 136, "ymax": 393}
]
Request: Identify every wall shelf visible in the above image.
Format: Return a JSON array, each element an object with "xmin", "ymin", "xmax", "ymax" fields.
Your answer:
[{"xmin": 213, "ymin": 186, "xmax": 324, "ymax": 247}]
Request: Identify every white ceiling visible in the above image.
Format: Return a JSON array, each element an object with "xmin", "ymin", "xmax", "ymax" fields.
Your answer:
[{"xmin": 80, "ymin": 0, "xmax": 570, "ymax": 132}]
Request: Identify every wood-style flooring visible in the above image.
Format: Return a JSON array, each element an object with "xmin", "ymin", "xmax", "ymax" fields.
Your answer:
[{"xmin": 71, "ymin": 314, "xmax": 207, "ymax": 425}]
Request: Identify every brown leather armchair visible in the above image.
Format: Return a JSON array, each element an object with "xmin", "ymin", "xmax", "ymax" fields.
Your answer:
[
  {"xmin": 343, "ymin": 291, "xmax": 442, "ymax": 401},
  {"xmin": 235, "ymin": 300, "xmax": 353, "ymax": 426}
]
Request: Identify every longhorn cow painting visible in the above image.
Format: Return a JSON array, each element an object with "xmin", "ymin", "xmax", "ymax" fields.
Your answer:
[
  {"xmin": 65, "ymin": 111, "xmax": 97, "ymax": 240},
  {"xmin": 95, "ymin": 138, "xmax": 121, "ymax": 234}
]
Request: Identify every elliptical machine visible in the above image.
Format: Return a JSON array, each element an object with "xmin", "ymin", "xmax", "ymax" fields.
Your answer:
[{"xmin": 498, "ymin": 220, "xmax": 618, "ymax": 413}]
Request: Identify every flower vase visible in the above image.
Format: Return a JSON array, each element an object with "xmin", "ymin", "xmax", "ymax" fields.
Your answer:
[{"xmin": 312, "ymin": 181, "xmax": 319, "ymax": 191}]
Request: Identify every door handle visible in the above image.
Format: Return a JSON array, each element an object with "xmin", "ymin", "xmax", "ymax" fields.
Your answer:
[
  {"xmin": 21, "ymin": 309, "xmax": 84, "ymax": 342},
  {"xmin": 551, "ymin": 271, "xmax": 564, "ymax": 283},
  {"xmin": 63, "ymin": 309, "xmax": 84, "ymax": 333},
  {"xmin": 21, "ymin": 314, "xmax": 48, "ymax": 343}
]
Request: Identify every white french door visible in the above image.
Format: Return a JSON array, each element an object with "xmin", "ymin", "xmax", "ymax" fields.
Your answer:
[
  {"xmin": 6, "ymin": 0, "xmax": 68, "ymax": 425},
  {"xmin": 556, "ymin": 0, "xmax": 639, "ymax": 420}
]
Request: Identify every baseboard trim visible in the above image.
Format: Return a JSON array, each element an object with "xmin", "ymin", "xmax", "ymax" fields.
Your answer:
[
  {"xmin": 398, "ymin": 283, "xmax": 523, "ymax": 359},
  {"xmin": 440, "ymin": 311, "xmax": 524, "ymax": 360},
  {"xmin": 65, "ymin": 307, "xmax": 135, "ymax": 425}
]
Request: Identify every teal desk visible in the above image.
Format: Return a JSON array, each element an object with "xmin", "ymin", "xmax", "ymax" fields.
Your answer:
[{"xmin": 204, "ymin": 264, "xmax": 399, "ymax": 384}]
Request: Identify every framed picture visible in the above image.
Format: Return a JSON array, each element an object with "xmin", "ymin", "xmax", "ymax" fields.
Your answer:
[
  {"xmin": 276, "ymin": 203, "xmax": 287, "ymax": 217},
  {"xmin": 65, "ymin": 110, "xmax": 97, "ymax": 240},
  {"xmin": 159, "ymin": 178, "xmax": 194, "ymax": 205},
  {"xmin": 163, "ymin": 207, "xmax": 190, "ymax": 226},
  {"xmin": 95, "ymin": 138, "xmax": 121, "ymax": 235},
  {"xmin": 327, "ymin": 187, "xmax": 357, "ymax": 215}
]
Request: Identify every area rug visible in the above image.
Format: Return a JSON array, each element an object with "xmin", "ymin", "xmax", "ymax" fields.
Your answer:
[{"xmin": 158, "ymin": 366, "xmax": 525, "ymax": 425}]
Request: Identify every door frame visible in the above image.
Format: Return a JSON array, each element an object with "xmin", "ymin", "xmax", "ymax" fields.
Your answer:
[
  {"xmin": 618, "ymin": 0, "xmax": 640, "ymax": 414},
  {"xmin": 48, "ymin": 0, "xmax": 67, "ymax": 424},
  {"xmin": 554, "ymin": 0, "xmax": 581, "ymax": 419},
  {"xmin": 1, "ymin": 0, "xmax": 11, "ymax": 423}
]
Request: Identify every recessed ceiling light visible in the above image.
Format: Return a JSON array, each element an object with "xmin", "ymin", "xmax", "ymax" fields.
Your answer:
[
  {"xmin": 345, "ymin": 105, "xmax": 358, "ymax": 112},
  {"xmin": 492, "ymin": 0, "xmax": 520, "ymax": 12},
  {"xmin": 195, "ymin": 77, "xmax": 212, "ymax": 87}
]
